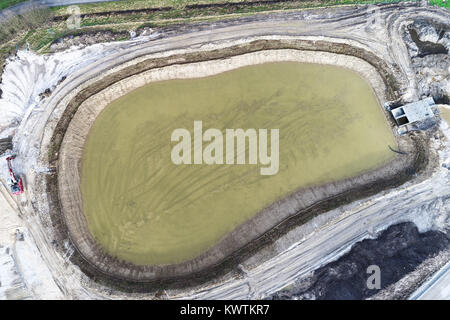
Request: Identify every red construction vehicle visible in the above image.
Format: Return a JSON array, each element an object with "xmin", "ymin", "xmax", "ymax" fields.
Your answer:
[{"xmin": 6, "ymin": 155, "xmax": 24, "ymax": 195}]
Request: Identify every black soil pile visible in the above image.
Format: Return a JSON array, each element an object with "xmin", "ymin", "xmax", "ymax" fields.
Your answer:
[
  {"xmin": 270, "ymin": 222, "xmax": 449, "ymax": 300},
  {"xmin": 408, "ymin": 28, "xmax": 448, "ymax": 57},
  {"xmin": 0, "ymin": 137, "xmax": 12, "ymax": 155}
]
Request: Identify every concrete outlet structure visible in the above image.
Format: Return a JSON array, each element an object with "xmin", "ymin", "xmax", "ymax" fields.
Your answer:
[{"xmin": 391, "ymin": 97, "xmax": 436, "ymax": 127}]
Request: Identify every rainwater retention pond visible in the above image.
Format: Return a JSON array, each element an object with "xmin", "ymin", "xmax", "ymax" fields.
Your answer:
[{"xmin": 81, "ymin": 62, "xmax": 395, "ymax": 265}]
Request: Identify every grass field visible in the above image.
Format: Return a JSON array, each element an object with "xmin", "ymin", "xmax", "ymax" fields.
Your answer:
[
  {"xmin": 0, "ymin": 0, "xmax": 417, "ymax": 75},
  {"xmin": 51, "ymin": 0, "xmax": 252, "ymax": 14},
  {"xmin": 81, "ymin": 62, "xmax": 395, "ymax": 265},
  {"xmin": 0, "ymin": 0, "xmax": 26, "ymax": 11},
  {"xmin": 429, "ymin": 0, "xmax": 449, "ymax": 7}
]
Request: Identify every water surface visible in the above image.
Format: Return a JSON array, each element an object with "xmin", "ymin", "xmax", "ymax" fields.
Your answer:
[
  {"xmin": 82, "ymin": 62, "xmax": 395, "ymax": 265},
  {"xmin": 440, "ymin": 107, "xmax": 450, "ymax": 123}
]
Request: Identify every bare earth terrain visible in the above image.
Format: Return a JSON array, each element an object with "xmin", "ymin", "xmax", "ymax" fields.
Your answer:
[{"xmin": 0, "ymin": 2, "xmax": 448, "ymax": 299}]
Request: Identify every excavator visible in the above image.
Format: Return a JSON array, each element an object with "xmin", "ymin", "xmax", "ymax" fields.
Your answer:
[{"xmin": 6, "ymin": 155, "xmax": 24, "ymax": 195}]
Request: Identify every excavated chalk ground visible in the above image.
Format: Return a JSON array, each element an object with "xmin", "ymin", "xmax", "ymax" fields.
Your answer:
[{"xmin": 0, "ymin": 3, "xmax": 448, "ymax": 299}]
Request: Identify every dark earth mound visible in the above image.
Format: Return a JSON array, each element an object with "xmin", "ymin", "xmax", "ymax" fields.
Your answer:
[
  {"xmin": 270, "ymin": 222, "xmax": 449, "ymax": 300},
  {"xmin": 0, "ymin": 137, "xmax": 12, "ymax": 155},
  {"xmin": 409, "ymin": 28, "xmax": 448, "ymax": 57}
]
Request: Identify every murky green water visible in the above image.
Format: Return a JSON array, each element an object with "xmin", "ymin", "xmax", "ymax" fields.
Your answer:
[
  {"xmin": 81, "ymin": 62, "xmax": 395, "ymax": 265},
  {"xmin": 440, "ymin": 107, "xmax": 450, "ymax": 123}
]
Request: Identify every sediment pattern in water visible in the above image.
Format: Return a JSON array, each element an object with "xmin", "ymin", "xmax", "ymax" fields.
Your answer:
[{"xmin": 82, "ymin": 62, "xmax": 395, "ymax": 265}]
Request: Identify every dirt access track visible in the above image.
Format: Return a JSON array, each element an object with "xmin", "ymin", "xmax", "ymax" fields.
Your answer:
[{"xmin": 33, "ymin": 3, "xmax": 448, "ymax": 291}]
